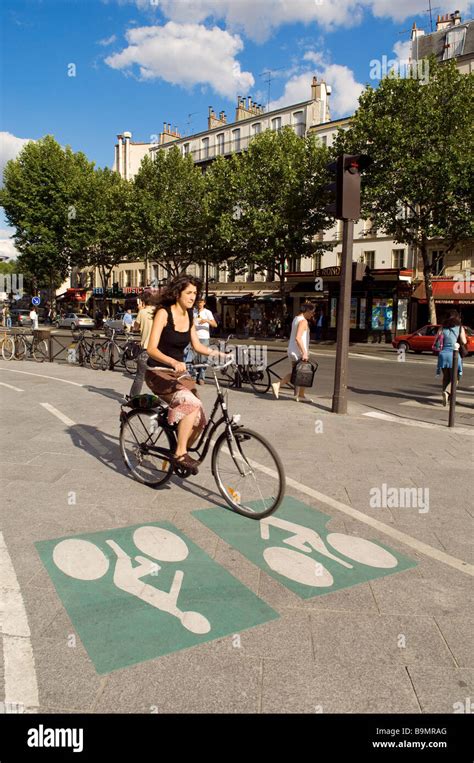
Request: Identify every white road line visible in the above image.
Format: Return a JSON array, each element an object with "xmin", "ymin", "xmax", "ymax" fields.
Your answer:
[
  {"xmin": 363, "ymin": 410, "xmax": 474, "ymax": 435},
  {"xmin": 0, "ymin": 368, "xmax": 84, "ymax": 387},
  {"xmin": 40, "ymin": 403, "xmax": 110, "ymax": 456},
  {"xmin": 0, "ymin": 532, "xmax": 39, "ymax": 713},
  {"xmin": 400, "ymin": 398, "xmax": 473, "ymax": 409},
  {"xmin": 0, "ymin": 381, "xmax": 24, "ymax": 392}
]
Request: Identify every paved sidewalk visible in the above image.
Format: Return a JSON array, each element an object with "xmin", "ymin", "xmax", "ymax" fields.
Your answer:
[{"xmin": 0, "ymin": 360, "xmax": 472, "ymax": 714}]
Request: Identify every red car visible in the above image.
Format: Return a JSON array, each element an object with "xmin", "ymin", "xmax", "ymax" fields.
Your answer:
[{"xmin": 392, "ymin": 324, "xmax": 474, "ymax": 355}]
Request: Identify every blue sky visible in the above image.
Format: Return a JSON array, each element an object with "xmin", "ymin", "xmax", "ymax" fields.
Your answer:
[{"xmin": 1, "ymin": 0, "xmax": 473, "ymax": 255}]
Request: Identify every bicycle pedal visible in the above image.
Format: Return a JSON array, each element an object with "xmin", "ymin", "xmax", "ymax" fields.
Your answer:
[{"xmin": 174, "ymin": 465, "xmax": 191, "ymax": 479}]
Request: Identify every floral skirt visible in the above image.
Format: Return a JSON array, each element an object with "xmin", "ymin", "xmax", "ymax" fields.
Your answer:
[{"xmin": 145, "ymin": 368, "xmax": 206, "ymax": 429}]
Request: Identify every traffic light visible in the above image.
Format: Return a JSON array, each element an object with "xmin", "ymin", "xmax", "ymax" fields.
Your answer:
[{"xmin": 325, "ymin": 154, "xmax": 371, "ymax": 220}]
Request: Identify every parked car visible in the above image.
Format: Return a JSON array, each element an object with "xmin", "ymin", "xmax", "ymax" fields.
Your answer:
[
  {"xmin": 55, "ymin": 312, "xmax": 95, "ymax": 330},
  {"xmin": 10, "ymin": 309, "xmax": 33, "ymax": 327},
  {"xmin": 392, "ymin": 324, "xmax": 474, "ymax": 355},
  {"xmin": 104, "ymin": 313, "xmax": 138, "ymax": 333}
]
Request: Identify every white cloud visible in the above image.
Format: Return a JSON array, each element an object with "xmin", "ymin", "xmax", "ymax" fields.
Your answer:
[
  {"xmin": 98, "ymin": 34, "xmax": 118, "ymax": 46},
  {"xmin": 269, "ymin": 59, "xmax": 364, "ymax": 118},
  {"xmin": 0, "ymin": 132, "xmax": 33, "ymax": 187},
  {"xmin": 105, "ymin": 21, "xmax": 254, "ymax": 98},
  {"xmin": 108, "ymin": 0, "xmax": 474, "ymax": 41},
  {"xmin": 0, "ymin": 228, "xmax": 19, "ymax": 261},
  {"xmin": 392, "ymin": 39, "xmax": 412, "ymax": 62}
]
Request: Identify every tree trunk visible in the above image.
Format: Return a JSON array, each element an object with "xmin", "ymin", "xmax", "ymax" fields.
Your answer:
[{"xmin": 420, "ymin": 244, "xmax": 437, "ymax": 324}]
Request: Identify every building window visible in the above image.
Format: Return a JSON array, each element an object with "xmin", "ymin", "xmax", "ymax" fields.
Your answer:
[
  {"xmin": 246, "ymin": 263, "xmax": 255, "ymax": 282},
  {"xmin": 232, "ymin": 129, "xmax": 241, "ymax": 151},
  {"xmin": 216, "ymin": 133, "xmax": 224, "ymax": 155},
  {"xmin": 364, "ymin": 251, "xmax": 375, "ymax": 269},
  {"xmin": 320, "ymin": 135, "xmax": 327, "ymax": 147},
  {"xmin": 314, "ymin": 253, "xmax": 322, "ymax": 271},
  {"xmin": 431, "ymin": 250, "xmax": 445, "ymax": 276},
  {"xmin": 228, "ymin": 262, "xmax": 236, "ymax": 281},
  {"xmin": 443, "ymin": 27, "xmax": 467, "ymax": 60},
  {"xmin": 392, "ymin": 249, "xmax": 405, "ymax": 269},
  {"xmin": 182, "ymin": 143, "xmax": 190, "ymax": 156},
  {"xmin": 293, "ymin": 111, "xmax": 304, "ymax": 137},
  {"xmin": 201, "ymin": 137, "xmax": 210, "ymax": 159},
  {"xmin": 288, "ymin": 256, "xmax": 301, "ymax": 272},
  {"xmin": 271, "ymin": 117, "xmax": 282, "ymax": 131},
  {"xmin": 252, "ymin": 122, "xmax": 261, "ymax": 136}
]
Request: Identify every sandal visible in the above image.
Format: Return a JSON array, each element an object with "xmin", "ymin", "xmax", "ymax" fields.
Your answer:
[{"xmin": 172, "ymin": 452, "xmax": 199, "ymax": 475}]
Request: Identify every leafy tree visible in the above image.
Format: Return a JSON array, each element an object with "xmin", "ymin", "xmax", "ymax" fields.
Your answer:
[
  {"xmin": 232, "ymin": 127, "xmax": 334, "ymax": 303},
  {"xmin": 132, "ymin": 148, "xmax": 207, "ymax": 277},
  {"xmin": 66, "ymin": 167, "xmax": 135, "ymax": 313},
  {"xmin": 0, "ymin": 135, "xmax": 95, "ymax": 298},
  {"xmin": 334, "ymin": 58, "xmax": 474, "ymax": 323}
]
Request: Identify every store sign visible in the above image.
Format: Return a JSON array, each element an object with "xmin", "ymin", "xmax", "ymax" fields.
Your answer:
[
  {"xmin": 315, "ymin": 266, "xmax": 341, "ymax": 277},
  {"xmin": 93, "ymin": 288, "xmax": 104, "ymax": 295}
]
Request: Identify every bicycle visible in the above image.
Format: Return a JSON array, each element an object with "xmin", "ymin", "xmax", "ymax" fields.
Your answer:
[
  {"xmin": 71, "ymin": 328, "xmax": 104, "ymax": 367},
  {"xmin": 119, "ymin": 359, "xmax": 285, "ymax": 519},
  {"xmin": 10, "ymin": 332, "xmax": 49, "ymax": 362},
  {"xmin": 207, "ymin": 335, "xmax": 271, "ymax": 394},
  {"xmin": 90, "ymin": 327, "xmax": 139, "ymax": 373}
]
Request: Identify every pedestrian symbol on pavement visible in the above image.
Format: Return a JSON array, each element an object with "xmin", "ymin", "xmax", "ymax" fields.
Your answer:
[
  {"xmin": 36, "ymin": 522, "xmax": 279, "ymax": 674},
  {"xmin": 31, "ymin": 296, "xmax": 41, "ymax": 306},
  {"xmin": 193, "ymin": 497, "xmax": 416, "ymax": 598}
]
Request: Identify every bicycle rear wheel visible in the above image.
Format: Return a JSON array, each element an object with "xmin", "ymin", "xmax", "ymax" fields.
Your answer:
[
  {"xmin": 1, "ymin": 337, "xmax": 15, "ymax": 360},
  {"xmin": 90, "ymin": 342, "xmax": 109, "ymax": 370},
  {"xmin": 212, "ymin": 427, "xmax": 285, "ymax": 519},
  {"xmin": 120, "ymin": 409, "xmax": 174, "ymax": 486},
  {"xmin": 247, "ymin": 365, "xmax": 271, "ymax": 394},
  {"xmin": 33, "ymin": 339, "xmax": 48, "ymax": 362},
  {"xmin": 14, "ymin": 336, "xmax": 27, "ymax": 360}
]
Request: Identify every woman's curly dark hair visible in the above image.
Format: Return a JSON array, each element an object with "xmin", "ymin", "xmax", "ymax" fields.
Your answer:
[
  {"xmin": 155, "ymin": 273, "xmax": 202, "ymax": 312},
  {"xmin": 442, "ymin": 309, "xmax": 461, "ymax": 328}
]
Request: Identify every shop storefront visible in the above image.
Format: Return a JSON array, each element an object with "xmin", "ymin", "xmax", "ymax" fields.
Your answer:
[
  {"xmin": 56, "ymin": 288, "xmax": 89, "ymax": 314},
  {"xmin": 411, "ymin": 279, "xmax": 474, "ymax": 327},
  {"xmin": 212, "ymin": 288, "xmax": 284, "ymax": 337},
  {"xmin": 287, "ymin": 268, "xmax": 413, "ymax": 342},
  {"xmin": 92, "ymin": 286, "xmax": 161, "ymax": 316}
]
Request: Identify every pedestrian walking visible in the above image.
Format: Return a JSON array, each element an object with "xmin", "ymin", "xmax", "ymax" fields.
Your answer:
[
  {"xmin": 4, "ymin": 305, "xmax": 11, "ymax": 329},
  {"xmin": 122, "ymin": 309, "xmax": 134, "ymax": 334},
  {"xmin": 433, "ymin": 310, "xmax": 467, "ymax": 406},
  {"xmin": 128, "ymin": 293, "xmax": 156, "ymax": 399},
  {"xmin": 193, "ymin": 297, "xmax": 217, "ymax": 385},
  {"xmin": 271, "ymin": 302, "xmax": 316, "ymax": 403},
  {"xmin": 29, "ymin": 306, "xmax": 39, "ymax": 330}
]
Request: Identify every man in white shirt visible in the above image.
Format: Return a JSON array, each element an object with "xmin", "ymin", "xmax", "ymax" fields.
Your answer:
[
  {"xmin": 29, "ymin": 306, "xmax": 39, "ymax": 330},
  {"xmin": 194, "ymin": 297, "xmax": 217, "ymax": 384}
]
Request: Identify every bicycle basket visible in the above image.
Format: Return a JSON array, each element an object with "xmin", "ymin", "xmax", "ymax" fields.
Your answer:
[
  {"xmin": 129, "ymin": 393, "xmax": 162, "ymax": 410},
  {"xmin": 290, "ymin": 360, "xmax": 318, "ymax": 388}
]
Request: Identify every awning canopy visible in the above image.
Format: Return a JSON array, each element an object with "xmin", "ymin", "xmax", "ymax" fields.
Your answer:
[
  {"xmin": 412, "ymin": 281, "xmax": 474, "ymax": 302},
  {"xmin": 56, "ymin": 288, "xmax": 87, "ymax": 302}
]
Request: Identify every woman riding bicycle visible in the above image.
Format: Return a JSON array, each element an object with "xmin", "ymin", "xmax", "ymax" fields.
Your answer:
[{"xmin": 145, "ymin": 274, "xmax": 223, "ymax": 474}]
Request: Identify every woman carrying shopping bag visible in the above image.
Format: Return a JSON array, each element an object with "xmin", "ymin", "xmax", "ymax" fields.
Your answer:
[{"xmin": 271, "ymin": 302, "xmax": 316, "ymax": 403}]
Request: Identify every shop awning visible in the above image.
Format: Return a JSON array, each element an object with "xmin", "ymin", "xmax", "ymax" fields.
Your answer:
[
  {"xmin": 412, "ymin": 281, "xmax": 474, "ymax": 302},
  {"xmin": 56, "ymin": 288, "xmax": 87, "ymax": 302},
  {"xmin": 210, "ymin": 291, "xmax": 253, "ymax": 300}
]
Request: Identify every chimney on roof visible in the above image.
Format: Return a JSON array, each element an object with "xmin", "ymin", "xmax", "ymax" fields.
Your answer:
[
  {"xmin": 208, "ymin": 107, "xmax": 227, "ymax": 130},
  {"xmin": 436, "ymin": 11, "xmax": 461, "ymax": 31}
]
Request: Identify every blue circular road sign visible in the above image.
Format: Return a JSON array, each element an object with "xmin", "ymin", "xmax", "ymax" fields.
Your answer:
[{"xmin": 32, "ymin": 296, "xmax": 41, "ymax": 306}]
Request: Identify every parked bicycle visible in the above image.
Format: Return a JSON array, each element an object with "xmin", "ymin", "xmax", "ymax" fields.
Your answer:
[
  {"xmin": 119, "ymin": 359, "xmax": 285, "ymax": 519},
  {"xmin": 207, "ymin": 335, "xmax": 271, "ymax": 394},
  {"xmin": 71, "ymin": 328, "xmax": 104, "ymax": 367},
  {"xmin": 2, "ymin": 331, "xmax": 49, "ymax": 362},
  {"xmin": 90, "ymin": 327, "xmax": 140, "ymax": 373}
]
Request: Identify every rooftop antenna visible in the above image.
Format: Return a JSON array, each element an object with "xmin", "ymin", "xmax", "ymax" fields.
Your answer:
[
  {"xmin": 185, "ymin": 112, "xmax": 199, "ymax": 136},
  {"xmin": 260, "ymin": 67, "xmax": 285, "ymax": 112},
  {"xmin": 423, "ymin": 1, "xmax": 441, "ymax": 32}
]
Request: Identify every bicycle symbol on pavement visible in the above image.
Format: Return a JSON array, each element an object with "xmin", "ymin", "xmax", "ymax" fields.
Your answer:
[{"xmin": 52, "ymin": 527, "xmax": 211, "ymax": 634}]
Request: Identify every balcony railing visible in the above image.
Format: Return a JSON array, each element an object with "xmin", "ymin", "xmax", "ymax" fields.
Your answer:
[{"xmin": 179, "ymin": 123, "xmax": 306, "ymax": 163}]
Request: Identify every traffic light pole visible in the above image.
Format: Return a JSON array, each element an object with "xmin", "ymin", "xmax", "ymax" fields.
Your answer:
[{"xmin": 332, "ymin": 218, "xmax": 354, "ymax": 414}]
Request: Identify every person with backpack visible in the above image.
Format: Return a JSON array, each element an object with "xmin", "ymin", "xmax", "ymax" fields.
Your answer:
[{"xmin": 271, "ymin": 302, "xmax": 316, "ymax": 403}]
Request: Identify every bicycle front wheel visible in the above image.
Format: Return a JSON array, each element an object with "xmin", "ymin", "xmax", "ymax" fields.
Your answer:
[
  {"xmin": 247, "ymin": 365, "xmax": 271, "ymax": 394},
  {"xmin": 212, "ymin": 427, "xmax": 285, "ymax": 519},
  {"xmin": 33, "ymin": 340, "xmax": 48, "ymax": 362},
  {"xmin": 1, "ymin": 337, "xmax": 15, "ymax": 360},
  {"xmin": 120, "ymin": 410, "xmax": 174, "ymax": 487}
]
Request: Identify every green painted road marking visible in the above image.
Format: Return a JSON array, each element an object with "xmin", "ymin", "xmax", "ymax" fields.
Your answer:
[
  {"xmin": 193, "ymin": 497, "xmax": 417, "ymax": 598},
  {"xmin": 36, "ymin": 522, "xmax": 278, "ymax": 674}
]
